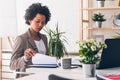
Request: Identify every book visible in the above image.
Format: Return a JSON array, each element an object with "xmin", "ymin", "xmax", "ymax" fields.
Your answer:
[{"xmin": 97, "ymin": 74, "xmax": 120, "ymax": 80}]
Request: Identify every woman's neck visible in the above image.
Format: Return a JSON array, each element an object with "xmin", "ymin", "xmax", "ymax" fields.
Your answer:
[{"xmin": 29, "ymin": 28, "xmax": 40, "ymax": 41}]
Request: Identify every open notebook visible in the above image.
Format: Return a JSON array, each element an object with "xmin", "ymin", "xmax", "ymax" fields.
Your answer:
[{"xmin": 29, "ymin": 53, "xmax": 58, "ymax": 68}]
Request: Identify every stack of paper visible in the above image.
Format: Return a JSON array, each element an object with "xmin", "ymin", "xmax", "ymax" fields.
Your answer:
[
  {"xmin": 30, "ymin": 53, "xmax": 58, "ymax": 68},
  {"xmin": 71, "ymin": 56, "xmax": 81, "ymax": 66}
]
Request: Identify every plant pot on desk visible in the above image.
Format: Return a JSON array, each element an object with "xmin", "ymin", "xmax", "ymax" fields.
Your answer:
[
  {"xmin": 82, "ymin": 64, "xmax": 96, "ymax": 78},
  {"xmin": 76, "ymin": 39, "xmax": 107, "ymax": 78}
]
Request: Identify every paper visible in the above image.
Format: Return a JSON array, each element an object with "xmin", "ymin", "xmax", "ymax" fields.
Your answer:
[
  {"xmin": 32, "ymin": 53, "xmax": 57, "ymax": 65},
  {"xmin": 71, "ymin": 56, "xmax": 81, "ymax": 66}
]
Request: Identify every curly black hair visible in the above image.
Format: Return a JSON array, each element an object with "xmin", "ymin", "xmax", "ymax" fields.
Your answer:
[{"xmin": 24, "ymin": 3, "xmax": 51, "ymax": 25}]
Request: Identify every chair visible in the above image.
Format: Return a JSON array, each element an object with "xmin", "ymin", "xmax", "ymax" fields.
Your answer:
[
  {"xmin": 7, "ymin": 36, "xmax": 15, "ymax": 50},
  {"xmin": 0, "ymin": 38, "xmax": 2, "ymax": 80},
  {"xmin": 97, "ymin": 39, "xmax": 120, "ymax": 69},
  {"xmin": 0, "ymin": 37, "xmax": 15, "ymax": 80},
  {"xmin": 48, "ymin": 74, "xmax": 73, "ymax": 80},
  {"xmin": 7, "ymin": 36, "xmax": 33, "ymax": 79}
]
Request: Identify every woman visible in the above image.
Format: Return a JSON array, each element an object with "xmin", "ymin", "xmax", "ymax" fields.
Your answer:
[{"xmin": 10, "ymin": 2, "xmax": 51, "ymax": 78}]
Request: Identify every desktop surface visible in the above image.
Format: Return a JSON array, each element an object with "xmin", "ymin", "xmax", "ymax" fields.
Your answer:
[
  {"xmin": 16, "ymin": 66, "xmax": 96, "ymax": 80},
  {"xmin": 16, "ymin": 66, "xmax": 120, "ymax": 80}
]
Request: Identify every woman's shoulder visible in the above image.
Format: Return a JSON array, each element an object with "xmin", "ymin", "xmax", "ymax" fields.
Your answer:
[
  {"xmin": 40, "ymin": 33, "xmax": 47, "ymax": 39},
  {"xmin": 15, "ymin": 31, "xmax": 28, "ymax": 41}
]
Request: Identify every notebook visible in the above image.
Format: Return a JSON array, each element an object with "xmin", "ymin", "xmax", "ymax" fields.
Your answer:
[
  {"xmin": 97, "ymin": 74, "xmax": 120, "ymax": 80},
  {"xmin": 29, "ymin": 64, "xmax": 58, "ymax": 68}
]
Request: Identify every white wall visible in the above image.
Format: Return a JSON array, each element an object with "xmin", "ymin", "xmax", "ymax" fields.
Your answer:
[
  {"xmin": 16, "ymin": 0, "xmax": 80, "ymax": 53},
  {"xmin": 0, "ymin": 0, "xmax": 17, "ymax": 49},
  {"xmin": 0, "ymin": 0, "xmax": 17, "ymax": 37}
]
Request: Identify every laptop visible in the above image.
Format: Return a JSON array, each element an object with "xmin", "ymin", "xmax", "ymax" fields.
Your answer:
[{"xmin": 97, "ymin": 39, "xmax": 120, "ymax": 69}]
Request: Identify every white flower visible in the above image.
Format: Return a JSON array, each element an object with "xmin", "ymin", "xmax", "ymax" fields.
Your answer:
[
  {"xmin": 91, "ymin": 45, "xmax": 96, "ymax": 51},
  {"xmin": 76, "ymin": 39, "xmax": 107, "ymax": 64}
]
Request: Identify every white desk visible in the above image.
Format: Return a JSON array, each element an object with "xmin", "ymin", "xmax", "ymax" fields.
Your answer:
[{"xmin": 16, "ymin": 66, "xmax": 96, "ymax": 80}]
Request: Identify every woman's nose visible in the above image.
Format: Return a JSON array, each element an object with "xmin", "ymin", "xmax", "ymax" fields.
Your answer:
[{"xmin": 39, "ymin": 22, "xmax": 44, "ymax": 27}]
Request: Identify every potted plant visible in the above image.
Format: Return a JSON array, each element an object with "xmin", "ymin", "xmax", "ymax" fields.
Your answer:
[
  {"xmin": 92, "ymin": 12, "xmax": 106, "ymax": 28},
  {"xmin": 97, "ymin": 0, "xmax": 105, "ymax": 7},
  {"xmin": 44, "ymin": 23, "xmax": 68, "ymax": 59},
  {"xmin": 76, "ymin": 39, "xmax": 107, "ymax": 77}
]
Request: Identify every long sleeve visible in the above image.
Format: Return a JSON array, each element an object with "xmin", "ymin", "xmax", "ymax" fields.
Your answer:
[{"xmin": 9, "ymin": 36, "xmax": 31, "ymax": 70}]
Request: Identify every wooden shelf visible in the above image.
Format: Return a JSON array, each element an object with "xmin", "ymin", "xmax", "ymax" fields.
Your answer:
[
  {"xmin": 87, "ymin": 27, "xmax": 120, "ymax": 30},
  {"xmin": 82, "ymin": 7, "xmax": 120, "ymax": 11},
  {"xmin": 83, "ymin": 20, "xmax": 89, "ymax": 23},
  {"xmin": 80, "ymin": 0, "xmax": 120, "ymax": 40}
]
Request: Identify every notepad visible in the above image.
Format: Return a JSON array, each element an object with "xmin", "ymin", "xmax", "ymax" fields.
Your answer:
[
  {"xmin": 31, "ymin": 53, "xmax": 58, "ymax": 68},
  {"xmin": 29, "ymin": 64, "xmax": 58, "ymax": 68},
  {"xmin": 104, "ymin": 74, "xmax": 120, "ymax": 80}
]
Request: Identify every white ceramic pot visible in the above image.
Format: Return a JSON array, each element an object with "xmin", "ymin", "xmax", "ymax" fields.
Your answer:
[
  {"xmin": 97, "ymin": 1, "xmax": 105, "ymax": 7},
  {"xmin": 96, "ymin": 21, "xmax": 102, "ymax": 28},
  {"xmin": 82, "ymin": 64, "xmax": 96, "ymax": 78}
]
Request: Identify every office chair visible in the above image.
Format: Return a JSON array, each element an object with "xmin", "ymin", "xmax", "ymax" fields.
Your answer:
[{"xmin": 48, "ymin": 74, "xmax": 73, "ymax": 80}]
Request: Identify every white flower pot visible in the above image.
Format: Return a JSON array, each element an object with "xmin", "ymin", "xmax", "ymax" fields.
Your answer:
[
  {"xmin": 96, "ymin": 21, "xmax": 102, "ymax": 28},
  {"xmin": 82, "ymin": 64, "xmax": 96, "ymax": 78},
  {"xmin": 97, "ymin": 1, "xmax": 105, "ymax": 7}
]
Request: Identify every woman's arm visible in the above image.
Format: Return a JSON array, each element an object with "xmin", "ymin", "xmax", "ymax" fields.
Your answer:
[{"xmin": 9, "ymin": 36, "xmax": 31, "ymax": 70}]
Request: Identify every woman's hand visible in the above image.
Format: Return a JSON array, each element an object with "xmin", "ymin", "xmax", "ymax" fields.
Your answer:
[{"xmin": 24, "ymin": 48, "xmax": 36, "ymax": 60}]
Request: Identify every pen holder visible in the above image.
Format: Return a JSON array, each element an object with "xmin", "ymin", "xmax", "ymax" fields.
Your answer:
[{"xmin": 61, "ymin": 58, "xmax": 71, "ymax": 69}]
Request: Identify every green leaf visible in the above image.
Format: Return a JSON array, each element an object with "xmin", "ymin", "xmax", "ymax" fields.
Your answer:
[{"xmin": 44, "ymin": 23, "xmax": 68, "ymax": 59}]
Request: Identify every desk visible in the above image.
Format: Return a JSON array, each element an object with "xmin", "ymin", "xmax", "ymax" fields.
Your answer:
[{"xmin": 16, "ymin": 67, "xmax": 96, "ymax": 80}]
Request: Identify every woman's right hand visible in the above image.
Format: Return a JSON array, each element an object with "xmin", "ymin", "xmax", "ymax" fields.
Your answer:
[{"xmin": 24, "ymin": 48, "xmax": 36, "ymax": 60}]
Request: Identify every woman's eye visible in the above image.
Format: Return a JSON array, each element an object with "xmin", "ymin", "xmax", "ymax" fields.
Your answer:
[
  {"xmin": 35, "ymin": 21, "xmax": 40, "ymax": 23},
  {"xmin": 41, "ymin": 21, "xmax": 45, "ymax": 25}
]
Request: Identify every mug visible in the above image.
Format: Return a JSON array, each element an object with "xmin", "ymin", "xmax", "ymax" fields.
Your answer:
[{"xmin": 61, "ymin": 58, "xmax": 71, "ymax": 69}]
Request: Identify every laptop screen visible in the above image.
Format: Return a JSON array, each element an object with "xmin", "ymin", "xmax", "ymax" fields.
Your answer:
[{"xmin": 97, "ymin": 39, "xmax": 120, "ymax": 69}]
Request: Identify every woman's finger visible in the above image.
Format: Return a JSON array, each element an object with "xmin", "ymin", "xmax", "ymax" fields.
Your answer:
[{"xmin": 28, "ymin": 48, "xmax": 36, "ymax": 56}]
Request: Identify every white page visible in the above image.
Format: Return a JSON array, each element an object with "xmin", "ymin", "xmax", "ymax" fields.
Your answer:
[
  {"xmin": 71, "ymin": 56, "xmax": 81, "ymax": 65},
  {"xmin": 32, "ymin": 53, "xmax": 57, "ymax": 65}
]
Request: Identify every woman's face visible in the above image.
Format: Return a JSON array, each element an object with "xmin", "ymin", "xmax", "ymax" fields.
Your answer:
[{"xmin": 29, "ymin": 13, "xmax": 46, "ymax": 32}]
